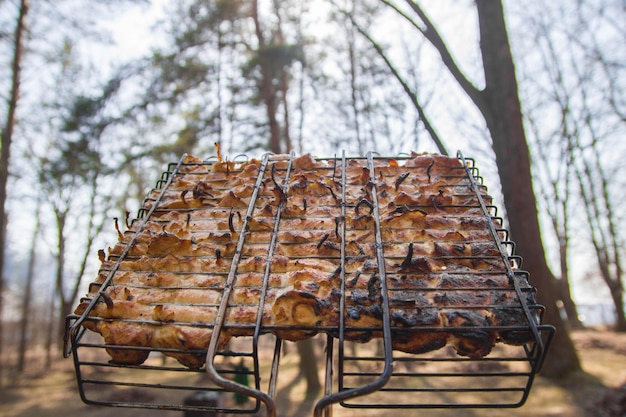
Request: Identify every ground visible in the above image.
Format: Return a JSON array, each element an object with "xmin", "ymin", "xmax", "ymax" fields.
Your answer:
[{"xmin": 1, "ymin": 328, "xmax": 625, "ymax": 417}]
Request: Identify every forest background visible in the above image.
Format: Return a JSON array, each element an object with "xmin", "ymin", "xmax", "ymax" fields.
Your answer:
[{"xmin": 0, "ymin": 0, "xmax": 624, "ymax": 400}]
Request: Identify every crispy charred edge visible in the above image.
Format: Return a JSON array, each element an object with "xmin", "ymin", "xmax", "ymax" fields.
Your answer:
[
  {"xmin": 354, "ymin": 242, "xmax": 366, "ymax": 257},
  {"xmin": 329, "ymin": 266, "xmax": 342, "ymax": 281},
  {"xmin": 395, "ymin": 172, "xmax": 410, "ymax": 191},
  {"xmin": 215, "ymin": 141, "xmax": 223, "ymax": 162},
  {"xmin": 426, "ymin": 159, "xmax": 435, "ymax": 182},
  {"xmin": 398, "ymin": 244, "xmax": 432, "ymax": 273},
  {"xmin": 325, "ymin": 183, "xmax": 338, "ymax": 202},
  {"xmin": 320, "ymin": 241, "xmax": 341, "ymax": 253},
  {"xmin": 391, "ymin": 332, "xmax": 448, "ymax": 355},
  {"xmin": 113, "ymin": 217, "xmax": 123, "ymax": 240},
  {"xmin": 446, "ymin": 311, "xmax": 496, "ymax": 358},
  {"xmin": 180, "ymin": 183, "xmax": 216, "ymax": 205},
  {"xmin": 366, "ymin": 275, "xmax": 381, "ymax": 301},
  {"xmin": 401, "ymin": 243, "xmax": 414, "ymax": 269},
  {"xmin": 193, "ymin": 183, "xmax": 215, "ymax": 200},
  {"xmin": 271, "ymin": 163, "xmax": 287, "ymax": 202},
  {"xmin": 316, "ymin": 233, "xmax": 330, "ymax": 249},
  {"xmin": 430, "ymin": 189, "xmax": 445, "ymax": 210},
  {"xmin": 124, "ymin": 211, "xmax": 131, "ymax": 229},
  {"xmin": 347, "ymin": 269, "xmax": 362, "ymax": 287},
  {"xmin": 389, "ymin": 307, "xmax": 446, "ymax": 354},
  {"xmin": 228, "ymin": 210, "xmax": 236, "ymax": 233}
]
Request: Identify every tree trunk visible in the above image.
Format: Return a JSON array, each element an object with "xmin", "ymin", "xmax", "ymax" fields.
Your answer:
[
  {"xmin": 251, "ymin": 0, "xmax": 282, "ymax": 153},
  {"xmin": 17, "ymin": 202, "xmax": 41, "ymax": 373},
  {"xmin": 557, "ymin": 165, "xmax": 583, "ymax": 329},
  {"xmin": 475, "ymin": 0, "xmax": 580, "ymax": 376},
  {"xmin": 557, "ymin": 242, "xmax": 584, "ymax": 329},
  {"xmin": 610, "ymin": 285, "xmax": 626, "ymax": 331},
  {"xmin": 296, "ymin": 338, "xmax": 322, "ymax": 398},
  {"xmin": 0, "ymin": 0, "xmax": 29, "ymax": 386},
  {"xmin": 280, "ymin": 70, "xmax": 292, "ymax": 153},
  {"xmin": 384, "ymin": 0, "xmax": 581, "ymax": 376},
  {"xmin": 44, "ymin": 291, "xmax": 56, "ymax": 371},
  {"xmin": 54, "ymin": 208, "xmax": 69, "ymax": 348},
  {"xmin": 347, "ymin": 21, "xmax": 365, "ymax": 156},
  {"xmin": 251, "ymin": 2, "xmax": 320, "ymax": 391},
  {"xmin": 558, "ymin": 277, "xmax": 584, "ymax": 330}
]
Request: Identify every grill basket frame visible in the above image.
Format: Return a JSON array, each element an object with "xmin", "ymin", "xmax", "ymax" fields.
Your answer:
[{"xmin": 64, "ymin": 151, "xmax": 555, "ymax": 416}]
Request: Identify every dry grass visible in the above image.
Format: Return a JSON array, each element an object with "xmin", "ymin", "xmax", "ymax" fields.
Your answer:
[{"xmin": 1, "ymin": 329, "xmax": 624, "ymax": 417}]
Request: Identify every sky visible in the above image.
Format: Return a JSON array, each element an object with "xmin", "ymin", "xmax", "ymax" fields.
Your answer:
[{"xmin": 97, "ymin": 1, "xmax": 168, "ymax": 67}]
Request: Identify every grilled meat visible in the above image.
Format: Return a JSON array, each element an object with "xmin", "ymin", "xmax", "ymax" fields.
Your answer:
[{"xmin": 74, "ymin": 152, "xmax": 538, "ymax": 368}]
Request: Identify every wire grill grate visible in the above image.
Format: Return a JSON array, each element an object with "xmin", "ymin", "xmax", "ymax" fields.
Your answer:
[{"xmin": 64, "ymin": 151, "xmax": 554, "ymax": 416}]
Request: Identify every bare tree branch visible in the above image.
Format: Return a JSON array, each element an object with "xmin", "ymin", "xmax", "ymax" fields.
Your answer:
[
  {"xmin": 381, "ymin": 0, "xmax": 486, "ymax": 112},
  {"xmin": 344, "ymin": 10, "xmax": 448, "ymax": 155},
  {"xmin": 0, "ymin": 0, "xmax": 29, "ymax": 386}
]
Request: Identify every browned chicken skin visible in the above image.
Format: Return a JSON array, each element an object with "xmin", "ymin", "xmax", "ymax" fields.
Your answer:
[{"xmin": 74, "ymin": 153, "xmax": 535, "ymax": 368}]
